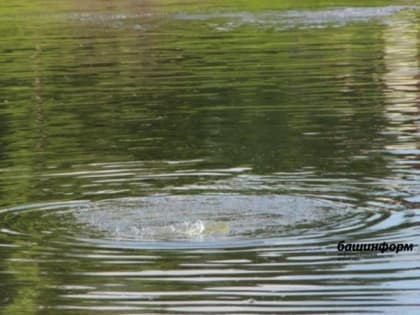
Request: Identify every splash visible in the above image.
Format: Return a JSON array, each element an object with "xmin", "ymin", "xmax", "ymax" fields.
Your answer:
[{"xmin": 74, "ymin": 194, "xmax": 349, "ymax": 241}]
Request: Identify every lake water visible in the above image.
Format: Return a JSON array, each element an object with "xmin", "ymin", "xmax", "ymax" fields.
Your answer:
[{"xmin": 0, "ymin": 1, "xmax": 419, "ymax": 314}]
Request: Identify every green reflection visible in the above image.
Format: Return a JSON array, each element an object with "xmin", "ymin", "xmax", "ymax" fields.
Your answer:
[
  {"xmin": 3, "ymin": 241, "xmax": 45, "ymax": 315},
  {"xmin": 1, "ymin": 1, "xmax": 407, "ymax": 205}
]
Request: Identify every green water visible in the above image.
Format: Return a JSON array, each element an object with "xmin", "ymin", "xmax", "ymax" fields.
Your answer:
[{"xmin": 0, "ymin": 1, "xmax": 419, "ymax": 314}]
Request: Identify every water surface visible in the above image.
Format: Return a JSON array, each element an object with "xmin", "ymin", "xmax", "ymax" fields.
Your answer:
[{"xmin": 0, "ymin": 1, "xmax": 419, "ymax": 314}]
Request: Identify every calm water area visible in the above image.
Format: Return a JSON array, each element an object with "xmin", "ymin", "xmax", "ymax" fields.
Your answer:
[{"xmin": 0, "ymin": 1, "xmax": 419, "ymax": 314}]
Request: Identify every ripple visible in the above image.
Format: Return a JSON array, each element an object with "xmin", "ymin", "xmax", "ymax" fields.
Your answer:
[
  {"xmin": 1, "ymin": 195, "xmax": 342, "ymax": 240},
  {"xmin": 1, "ymin": 194, "xmax": 419, "ymax": 313},
  {"xmin": 0, "ymin": 193, "xmax": 412, "ymax": 250},
  {"xmin": 174, "ymin": 6, "xmax": 419, "ymax": 31}
]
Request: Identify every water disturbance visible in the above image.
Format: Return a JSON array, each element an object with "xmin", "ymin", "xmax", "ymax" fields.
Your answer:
[{"xmin": 0, "ymin": 1, "xmax": 419, "ymax": 314}]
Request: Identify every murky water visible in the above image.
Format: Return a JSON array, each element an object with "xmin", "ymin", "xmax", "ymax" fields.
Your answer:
[{"xmin": 0, "ymin": 1, "xmax": 419, "ymax": 314}]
